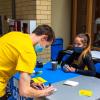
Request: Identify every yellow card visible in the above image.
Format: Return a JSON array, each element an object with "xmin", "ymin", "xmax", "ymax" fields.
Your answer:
[
  {"xmin": 36, "ymin": 77, "xmax": 47, "ymax": 83},
  {"xmin": 31, "ymin": 77, "xmax": 47, "ymax": 83},
  {"xmin": 79, "ymin": 89, "xmax": 93, "ymax": 97},
  {"xmin": 32, "ymin": 78, "xmax": 40, "ymax": 83}
]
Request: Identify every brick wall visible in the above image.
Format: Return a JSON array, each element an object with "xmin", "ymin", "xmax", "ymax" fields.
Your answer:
[
  {"xmin": 36, "ymin": 0, "xmax": 51, "ymax": 25},
  {"xmin": 16, "ymin": 0, "xmax": 36, "ymax": 19},
  {"xmin": 36, "ymin": 0, "xmax": 52, "ymax": 62},
  {"xmin": 0, "ymin": 0, "xmax": 12, "ymax": 33}
]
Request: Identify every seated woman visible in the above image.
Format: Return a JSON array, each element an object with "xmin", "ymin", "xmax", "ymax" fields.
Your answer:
[{"xmin": 61, "ymin": 33, "xmax": 96, "ymax": 76}]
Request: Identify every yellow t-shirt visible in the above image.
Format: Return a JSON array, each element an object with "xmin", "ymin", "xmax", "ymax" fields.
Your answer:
[{"xmin": 0, "ymin": 31, "xmax": 36, "ymax": 97}]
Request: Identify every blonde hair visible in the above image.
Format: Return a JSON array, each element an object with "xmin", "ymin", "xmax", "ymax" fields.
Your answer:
[{"xmin": 76, "ymin": 33, "xmax": 91, "ymax": 64}]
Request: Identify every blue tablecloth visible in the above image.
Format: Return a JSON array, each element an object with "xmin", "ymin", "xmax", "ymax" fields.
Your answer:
[{"xmin": 14, "ymin": 62, "xmax": 79, "ymax": 85}]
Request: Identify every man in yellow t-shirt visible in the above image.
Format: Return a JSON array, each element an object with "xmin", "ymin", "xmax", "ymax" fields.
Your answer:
[{"xmin": 0, "ymin": 24, "xmax": 55, "ymax": 99}]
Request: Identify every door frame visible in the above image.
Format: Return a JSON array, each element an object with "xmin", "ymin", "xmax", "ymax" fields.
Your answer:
[{"xmin": 0, "ymin": 16, "xmax": 3, "ymax": 35}]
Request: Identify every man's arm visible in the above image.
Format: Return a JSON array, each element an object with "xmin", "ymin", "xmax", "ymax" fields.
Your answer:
[{"xmin": 18, "ymin": 72, "xmax": 55, "ymax": 98}]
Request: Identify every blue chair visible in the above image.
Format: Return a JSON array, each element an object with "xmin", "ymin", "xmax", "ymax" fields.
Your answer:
[{"xmin": 95, "ymin": 63, "xmax": 100, "ymax": 74}]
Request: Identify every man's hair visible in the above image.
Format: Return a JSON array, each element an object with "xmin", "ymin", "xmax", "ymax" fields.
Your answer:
[{"xmin": 33, "ymin": 24, "xmax": 55, "ymax": 42}]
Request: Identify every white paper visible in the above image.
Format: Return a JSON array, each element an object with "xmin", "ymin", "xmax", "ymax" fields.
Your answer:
[{"xmin": 63, "ymin": 80, "xmax": 79, "ymax": 86}]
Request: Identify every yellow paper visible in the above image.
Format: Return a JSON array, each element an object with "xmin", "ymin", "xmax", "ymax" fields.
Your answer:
[
  {"xmin": 31, "ymin": 77, "xmax": 47, "ymax": 83},
  {"xmin": 32, "ymin": 78, "xmax": 40, "ymax": 83},
  {"xmin": 79, "ymin": 89, "xmax": 93, "ymax": 97},
  {"xmin": 36, "ymin": 77, "xmax": 47, "ymax": 83}
]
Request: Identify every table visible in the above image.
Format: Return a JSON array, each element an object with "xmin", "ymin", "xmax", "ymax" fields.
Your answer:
[
  {"xmin": 44, "ymin": 75, "xmax": 100, "ymax": 100},
  {"xmin": 9, "ymin": 62, "xmax": 79, "ymax": 100},
  {"xmin": 10, "ymin": 62, "xmax": 100, "ymax": 100}
]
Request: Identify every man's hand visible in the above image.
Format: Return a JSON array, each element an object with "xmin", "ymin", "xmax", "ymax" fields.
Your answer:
[
  {"xmin": 19, "ymin": 72, "xmax": 56, "ymax": 98},
  {"xmin": 30, "ymin": 80, "xmax": 45, "ymax": 90},
  {"xmin": 30, "ymin": 81, "xmax": 56, "ymax": 96},
  {"xmin": 38, "ymin": 86, "xmax": 55, "ymax": 97}
]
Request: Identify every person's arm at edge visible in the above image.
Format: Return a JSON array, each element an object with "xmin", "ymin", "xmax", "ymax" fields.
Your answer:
[{"xmin": 18, "ymin": 72, "xmax": 55, "ymax": 98}]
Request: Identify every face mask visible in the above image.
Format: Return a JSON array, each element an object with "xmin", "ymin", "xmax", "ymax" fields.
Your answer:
[
  {"xmin": 73, "ymin": 47, "xmax": 83, "ymax": 53},
  {"xmin": 35, "ymin": 43, "xmax": 44, "ymax": 53}
]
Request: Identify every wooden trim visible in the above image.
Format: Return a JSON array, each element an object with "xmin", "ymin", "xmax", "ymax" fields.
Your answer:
[
  {"xmin": 71, "ymin": 0, "xmax": 77, "ymax": 42},
  {"xmin": 12, "ymin": 0, "xmax": 16, "ymax": 19},
  {"xmin": 86, "ymin": 0, "xmax": 93, "ymax": 35},
  {"xmin": 92, "ymin": 47, "xmax": 100, "ymax": 50},
  {"xmin": 86, "ymin": 0, "xmax": 100, "ymax": 50}
]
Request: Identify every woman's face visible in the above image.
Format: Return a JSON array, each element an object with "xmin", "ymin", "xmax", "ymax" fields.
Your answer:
[{"xmin": 73, "ymin": 37, "xmax": 84, "ymax": 48}]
